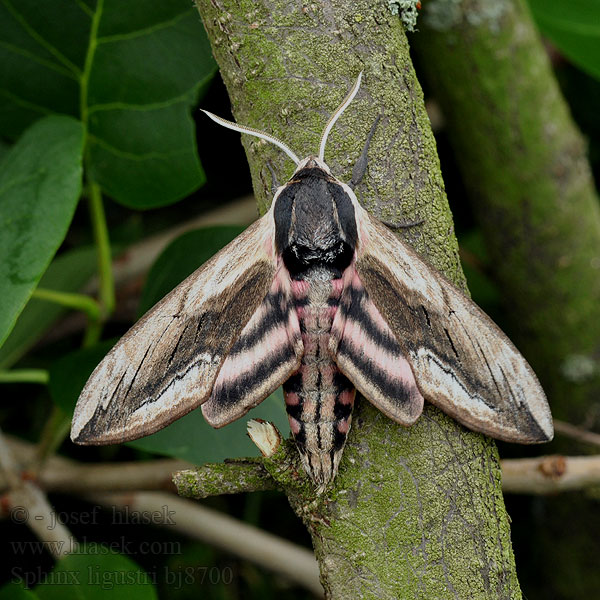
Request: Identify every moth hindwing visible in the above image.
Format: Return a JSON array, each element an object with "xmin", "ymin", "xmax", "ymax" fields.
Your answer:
[{"xmin": 71, "ymin": 73, "xmax": 553, "ymax": 490}]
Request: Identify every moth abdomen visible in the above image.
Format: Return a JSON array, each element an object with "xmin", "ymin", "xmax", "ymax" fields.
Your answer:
[{"xmin": 283, "ymin": 267, "xmax": 357, "ymax": 486}]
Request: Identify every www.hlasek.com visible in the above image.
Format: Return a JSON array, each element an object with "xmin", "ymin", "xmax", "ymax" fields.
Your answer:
[{"xmin": 11, "ymin": 537, "xmax": 181, "ymax": 557}]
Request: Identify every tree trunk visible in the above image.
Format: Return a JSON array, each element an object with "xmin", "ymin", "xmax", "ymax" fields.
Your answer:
[{"xmin": 194, "ymin": 1, "xmax": 521, "ymax": 597}]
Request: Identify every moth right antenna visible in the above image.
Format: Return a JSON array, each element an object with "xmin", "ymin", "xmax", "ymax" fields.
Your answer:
[
  {"xmin": 201, "ymin": 110, "xmax": 300, "ymax": 166},
  {"xmin": 318, "ymin": 72, "xmax": 363, "ymax": 161}
]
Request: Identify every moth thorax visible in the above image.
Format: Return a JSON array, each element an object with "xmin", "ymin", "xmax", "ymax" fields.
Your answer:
[{"xmin": 282, "ymin": 240, "xmax": 353, "ymax": 280}]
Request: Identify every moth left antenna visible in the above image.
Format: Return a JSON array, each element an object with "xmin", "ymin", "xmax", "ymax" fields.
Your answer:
[
  {"xmin": 201, "ymin": 110, "xmax": 300, "ymax": 166},
  {"xmin": 318, "ymin": 72, "xmax": 363, "ymax": 161}
]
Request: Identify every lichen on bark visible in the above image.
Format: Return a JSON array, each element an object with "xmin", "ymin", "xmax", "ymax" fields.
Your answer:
[{"xmin": 194, "ymin": 1, "xmax": 522, "ymax": 597}]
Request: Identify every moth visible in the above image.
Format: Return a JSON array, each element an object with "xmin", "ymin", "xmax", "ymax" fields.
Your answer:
[{"xmin": 71, "ymin": 74, "xmax": 553, "ymax": 490}]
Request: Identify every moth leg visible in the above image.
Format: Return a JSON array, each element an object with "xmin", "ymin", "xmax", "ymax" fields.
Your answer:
[
  {"xmin": 382, "ymin": 218, "xmax": 425, "ymax": 230},
  {"xmin": 350, "ymin": 115, "xmax": 381, "ymax": 190},
  {"xmin": 266, "ymin": 161, "xmax": 280, "ymax": 195}
]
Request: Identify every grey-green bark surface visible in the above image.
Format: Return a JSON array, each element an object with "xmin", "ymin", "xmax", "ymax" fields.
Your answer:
[
  {"xmin": 414, "ymin": 0, "xmax": 600, "ymax": 425},
  {"xmin": 194, "ymin": 1, "xmax": 521, "ymax": 597}
]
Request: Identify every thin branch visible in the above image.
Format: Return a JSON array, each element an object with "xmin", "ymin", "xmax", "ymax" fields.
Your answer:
[
  {"xmin": 501, "ymin": 454, "xmax": 600, "ymax": 494},
  {"xmin": 90, "ymin": 491, "xmax": 323, "ymax": 597},
  {"xmin": 174, "ymin": 461, "xmax": 278, "ymax": 499},
  {"xmin": 0, "ymin": 369, "xmax": 49, "ymax": 384},
  {"xmin": 554, "ymin": 419, "xmax": 600, "ymax": 448},
  {"xmin": 32, "ymin": 287, "xmax": 101, "ymax": 321},
  {"xmin": 6, "ymin": 432, "xmax": 600, "ymax": 499},
  {"xmin": 4, "ymin": 435, "xmax": 190, "ymax": 493},
  {"xmin": 87, "ymin": 180, "xmax": 115, "ymax": 321},
  {"xmin": 42, "ymin": 459, "xmax": 191, "ymax": 493}
]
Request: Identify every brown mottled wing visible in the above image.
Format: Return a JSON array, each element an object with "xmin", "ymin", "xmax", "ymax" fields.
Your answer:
[
  {"xmin": 355, "ymin": 212, "xmax": 553, "ymax": 444},
  {"xmin": 71, "ymin": 217, "xmax": 277, "ymax": 445}
]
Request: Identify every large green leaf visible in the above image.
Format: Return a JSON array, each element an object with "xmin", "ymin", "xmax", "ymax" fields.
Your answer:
[
  {"xmin": 0, "ymin": 246, "xmax": 98, "ymax": 369},
  {"xmin": 0, "ymin": 582, "xmax": 39, "ymax": 600},
  {"xmin": 0, "ymin": 115, "xmax": 84, "ymax": 347},
  {"xmin": 0, "ymin": 0, "xmax": 216, "ymax": 208},
  {"xmin": 35, "ymin": 551, "xmax": 157, "ymax": 600},
  {"xmin": 528, "ymin": 0, "xmax": 600, "ymax": 80}
]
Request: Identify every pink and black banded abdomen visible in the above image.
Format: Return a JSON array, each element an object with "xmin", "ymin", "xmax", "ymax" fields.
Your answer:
[{"xmin": 283, "ymin": 276, "xmax": 356, "ymax": 487}]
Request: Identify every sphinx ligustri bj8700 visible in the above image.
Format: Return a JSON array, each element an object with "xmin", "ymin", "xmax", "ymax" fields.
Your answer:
[{"xmin": 71, "ymin": 74, "xmax": 553, "ymax": 490}]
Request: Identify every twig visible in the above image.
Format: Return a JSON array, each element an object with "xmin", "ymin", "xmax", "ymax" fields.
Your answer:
[
  {"xmin": 0, "ymin": 429, "xmax": 74, "ymax": 558},
  {"xmin": 4, "ymin": 435, "xmax": 190, "ymax": 493},
  {"xmin": 174, "ymin": 461, "xmax": 277, "ymax": 499},
  {"xmin": 0, "ymin": 369, "xmax": 50, "ymax": 384},
  {"xmin": 500, "ymin": 454, "xmax": 600, "ymax": 494},
  {"xmin": 6, "ymin": 432, "xmax": 600, "ymax": 499},
  {"xmin": 553, "ymin": 419, "xmax": 600, "ymax": 448},
  {"xmin": 90, "ymin": 491, "xmax": 323, "ymax": 597}
]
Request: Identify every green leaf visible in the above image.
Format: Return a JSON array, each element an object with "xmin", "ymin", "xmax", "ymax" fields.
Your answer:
[
  {"xmin": 0, "ymin": 0, "xmax": 217, "ymax": 208},
  {"xmin": 528, "ymin": 0, "xmax": 600, "ymax": 80},
  {"xmin": 0, "ymin": 115, "xmax": 84, "ymax": 348},
  {"xmin": 0, "ymin": 246, "xmax": 98, "ymax": 369},
  {"xmin": 138, "ymin": 226, "xmax": 245, "ymax": 316},
  {"xmin": 35, "ymin": 551, "xmax": 157, "ymax": 600},
  {"xmin": 0, "ymin": 582, "xmax": 40, "ymax": 600}
]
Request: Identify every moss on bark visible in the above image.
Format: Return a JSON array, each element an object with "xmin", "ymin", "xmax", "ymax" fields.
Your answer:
[{"xmin": 194, "ymin": 1, "xmax": 522, "ymax": 597}]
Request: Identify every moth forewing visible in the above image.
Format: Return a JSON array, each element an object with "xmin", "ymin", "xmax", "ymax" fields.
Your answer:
[
  {"xmin": 353, "ymin": 211, "xmax": 553, "ymax": 443},
  {"xmin": 71, "ymin": 217, "xmax": 278, "ymax": 445}
]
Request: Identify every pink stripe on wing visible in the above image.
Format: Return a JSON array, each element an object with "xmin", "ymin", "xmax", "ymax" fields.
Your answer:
[{"xmin": 342, "ymin": 317, "xmax": 417, "ymax": 385}]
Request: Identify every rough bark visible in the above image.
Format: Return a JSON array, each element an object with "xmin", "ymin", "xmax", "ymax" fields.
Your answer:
[
  {"xmin": 413, "ymin": 0, "xmax": 600, "ymax": 426},
  {"xmin": 194, "ymin": 1, "xmax": 521, "ymax": 597}
]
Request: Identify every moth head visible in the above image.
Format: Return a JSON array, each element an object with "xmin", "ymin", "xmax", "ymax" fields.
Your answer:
[
  {"xmin": 201, "ymin": 72, "xmax": 363, "ymax": 171},
  {"xmin": 294, "ymin": 155, "xmax": 332, "ymax": 174}
]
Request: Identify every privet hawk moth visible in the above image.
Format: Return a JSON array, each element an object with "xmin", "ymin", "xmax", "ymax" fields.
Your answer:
[{"xmin": 71, "ymin": 74, "xmax": 553, "ymax": 490}]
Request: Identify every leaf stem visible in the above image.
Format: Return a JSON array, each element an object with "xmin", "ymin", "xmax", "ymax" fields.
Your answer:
[
  {"xmin": 0, "ymin": 369, "xmax": 50, "ymax": 385},
  {"xmin": 32, "ymin": 405, "xmax": 72, "ymax": 476},
  {"xmin": 87, "ymin": 180, "xmax": 115, "ymax": 322},
  {"xmin": 32, "ymin": 287, "xmax": 101, "ymax": 321}
]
